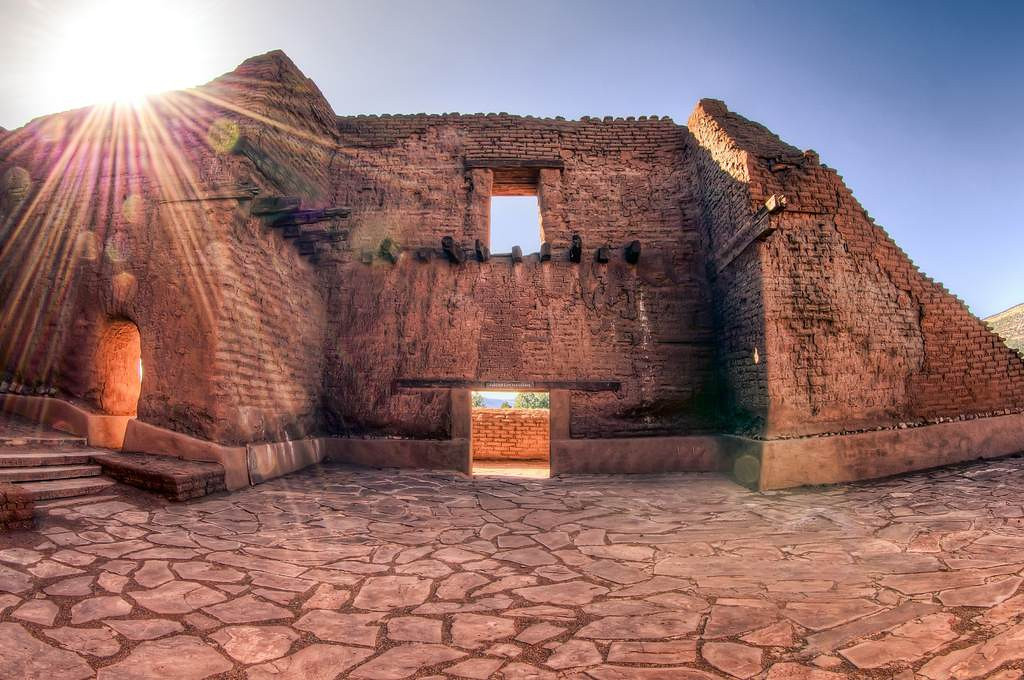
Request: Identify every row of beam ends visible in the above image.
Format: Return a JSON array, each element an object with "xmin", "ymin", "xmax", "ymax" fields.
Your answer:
[{"xmin": 365, "ymin": 235, "xmax": 642, "ymax": 265}]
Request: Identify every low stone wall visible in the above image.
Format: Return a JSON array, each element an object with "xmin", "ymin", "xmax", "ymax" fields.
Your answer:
[
  {"xmin": 322, "ymin": 437, "xmax": 470, "ymax": 473},
  {"xmin": 1, "ymin": 394, "xmax": 131, "ymax": 448},
  {"xmin": 550, "ymin": 435, "xmax": 725, "ymax": 475},
  {"xmin": 0, "ymin": 481, "xmax": 33, "ymax": 530},
  {"xmin": 121, "ymin": 419, "xmax": 249, "ymax": 491},
  {"xmin": 472, "ymin": 408, "xmax": 549, "ymax": 461},
  {"xmin": 752, "ymin": 411, "xmax": 1024, "ymax": 490}
]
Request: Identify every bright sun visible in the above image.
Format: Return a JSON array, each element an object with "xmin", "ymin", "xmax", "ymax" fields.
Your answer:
[{"xmin": 43, "ymin": 1, "xmax": 211, "ymax": 108}]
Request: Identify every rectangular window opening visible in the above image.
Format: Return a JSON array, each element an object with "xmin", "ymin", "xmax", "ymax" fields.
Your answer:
[
  {"xmin": 489, "ymin": 195, "xmax": 542, "ymax": 255},
  {"xmin": 470, "ymin": 390, "xmax": 550, "ymax": 478}
]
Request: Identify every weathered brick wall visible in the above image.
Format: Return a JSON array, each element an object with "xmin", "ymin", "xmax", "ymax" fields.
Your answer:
[
  {"xmin": 692, "ymin": 100, "xmax": 1024, "ymax": 437},
  {"xmin": 0, "ymin": 51, "xmax": 330, "ymax": 444},
  {"xmin": 321, "ymin": 113, "xmax": 719, "ymax": 439},
  {"xmin": 4, "ymin": 51, "xmax": 1021, "ymax": 452},
  {"xmin": 0, "ymin": 481, "xmax": 33, "ymax": 530},
  {"xmin": 471, "ymin": 408, "xmax": 550, "ymax": 460},
  {"xmin": 687, "ymin": 101, "xmax": 771, "ymax": 434}
]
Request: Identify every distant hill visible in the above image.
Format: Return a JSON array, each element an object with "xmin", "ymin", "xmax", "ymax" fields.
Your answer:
[{"xmin": 986, "ymin": 303, "xmax": 1024, "ymax": 354}]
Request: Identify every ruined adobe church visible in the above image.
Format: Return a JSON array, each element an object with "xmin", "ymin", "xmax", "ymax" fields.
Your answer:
[{"xmin": 2, "ymin": 50, "xmax": 1022, "ymax": 491}]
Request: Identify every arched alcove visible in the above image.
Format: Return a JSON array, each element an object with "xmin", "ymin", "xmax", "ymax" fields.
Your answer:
[{"xmin": 95, "ymin": 319, "xmax": 142, "ymax": 416}]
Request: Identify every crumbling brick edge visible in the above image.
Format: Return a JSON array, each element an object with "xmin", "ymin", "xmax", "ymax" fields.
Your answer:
[{"xmin": 0, "ymin": 481, "xmax": 34, "ymax": 531}]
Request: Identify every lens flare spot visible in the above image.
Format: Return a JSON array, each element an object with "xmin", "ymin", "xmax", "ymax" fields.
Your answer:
[
  {"xmin": 122, "ymin": 194, "xmax": 144, "ymax": 225},
  {"xmin": 733, "ymin": 454, "xmax": 762, "ymax": 487},
  {"xmin": 38, "ymin": 116, "xmax": 69, "ymax": 144},
  {"xmin": 76, "ymin": 231, "xmax": 100, "ymax": 261},
  {"xmin": 105, "ymin": 232, "xmax": 130, "ymax": 263},
  {"xmin": 112, "ymin": 271, "xmax": 137, "ymax": 305},
  {"xmin": 205, "ymin": 241, "xmax": 233, "ymax": 269},
  {"xmin": 2, "ymin": 166, "xmax": 31, "ymax": 203},
  {"xmin": 208, "ymin": 119, "xmax": 240, "ymax": 154}
]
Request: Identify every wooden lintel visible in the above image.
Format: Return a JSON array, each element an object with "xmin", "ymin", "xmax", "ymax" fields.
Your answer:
[
  {"xmin": 464, "ymin": 158, "xmax": 565, "ymax": 170},
  {"xmin": 158, "ymin": 189, "xmax": 259, "ymax": 204},
  {"xmin": 394, "ymin": 378, "xmax": 619, "ymax": 392}
]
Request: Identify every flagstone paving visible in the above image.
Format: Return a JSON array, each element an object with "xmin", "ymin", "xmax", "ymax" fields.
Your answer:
[{"xmin": 3, "ymin": 458, "xmax": 1024, "ymax": 678}]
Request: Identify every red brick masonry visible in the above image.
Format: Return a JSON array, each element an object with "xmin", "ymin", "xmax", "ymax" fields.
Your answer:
[
  {"xmin": 0, "ymin": 481, "xmax": 33, "ymax": 529},
  {"xmin": 471, "ymin": 408, "xmax": 550, "ymax": 461}
]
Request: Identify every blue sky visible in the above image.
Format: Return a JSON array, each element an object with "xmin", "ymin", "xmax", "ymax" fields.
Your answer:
[
  {"xmin": 1, "ymin": 0, "xmax": 1021, "ymax": 317},
  {"xmin": 490, "ymin": 197, "xmax": 542, "ymax": 254}
]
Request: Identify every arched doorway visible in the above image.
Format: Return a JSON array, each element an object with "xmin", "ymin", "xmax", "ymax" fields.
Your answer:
[{"xmin": 95, "ymin": 319, "xmax": 141, "ymax": 416}]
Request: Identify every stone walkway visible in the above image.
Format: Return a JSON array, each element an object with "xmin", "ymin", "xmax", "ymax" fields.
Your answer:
[{"xmin": 3, "ymin": 458, "xmax": 1024, "ymax": 679}]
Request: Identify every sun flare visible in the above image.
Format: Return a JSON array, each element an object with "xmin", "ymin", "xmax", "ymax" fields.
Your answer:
[{"xmin": 43, "ymin": 1, "xmax": 211, "ymax": 108}]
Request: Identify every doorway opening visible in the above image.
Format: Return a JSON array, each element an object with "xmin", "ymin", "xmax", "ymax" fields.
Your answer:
[
  {"xmin": 470, "ymin": 390, "xmax": 550, "ymax": 478},
  {"xmin": 94, "ymin": 319, "xmax": 142, "ymax": 416}
]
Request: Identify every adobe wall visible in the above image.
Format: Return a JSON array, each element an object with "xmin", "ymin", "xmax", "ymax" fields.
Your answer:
[
  {"xmin": 3, "ymin": 51, "xmax": 1021, "ymax": 488},
  {"xmin": 320, "ymin": 112, "xmax": 720, "ymax": 439},
  {"xmin": 686, "ymin": 102, "xmax": 772, "ymax": 434},
  {"xmin": 689, "ymin": 99, "xmax": 1024, "ymax": 438},
  {"xmin": 471, "ymin": 408, "xmax": 549, "ymax": 460},
  {"xmin": 0, "ymin": 53, "xmax": 332, "ymax": 445}
]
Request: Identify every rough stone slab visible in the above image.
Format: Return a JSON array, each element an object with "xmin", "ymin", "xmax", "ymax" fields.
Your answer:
[
  {"xmin": 209, "ymin": 625, "xmax": 299, "ymax": 663},
  {"xmin": 0, "ymin": 622, "xmax": 93, "ymax": 680},
  {"xmin": 104, "ymin": 617, "xmax": 184, "ymax": 640},
  {"xmin": 70, "ymin": 594, "xmax": 132, "ymax": 623},
  {"xmin": 96, "ymin": 635, "xmax": 232, "ymax": 680},
  {"xmin": 577, "ymin": 611, "xmax": 701, "ymax": 639},
  {"xmin": 129, "ymin": 580, "xmax": 228, "ymax": 614},
  {"xmin": 351, "ymin": 643, "xmax": 466, "ymax": 679},
  {"xmin": 202, "ymin": 594, "xmax": 293, "ymax": 623},
  {"xmin": 248, "ymin": 643, "xmax": 374, "ymax": 680},
  {"xmin": 295, "ymin": 609, "xmax": 380, "ymax": 646},
  {"xmin": 44, "ymin": 626, "xmax": 121, "ymax": 657},
  {"xmin": 353, "ymin": 576, "xmax": 433, "ymax": 610}
]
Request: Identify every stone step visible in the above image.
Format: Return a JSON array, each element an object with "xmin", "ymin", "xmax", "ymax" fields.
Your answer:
[
  {"xmin": 0, "ymin": 450, "xmax": 96, "ymax": 468},
  {"xmin": 91, "ymin": 451, "xmax": 226, "ymax": 501},
  {"xmin": 14, "ymin": 476, "xmax": 116, "ymax": 501},
  {"xmin": 0, "ymin": 434, "xmax": 88, "ymax": 448},
  {"xmin": 0, "ymin": 464, "xmax": 102, "ymax": 482}
]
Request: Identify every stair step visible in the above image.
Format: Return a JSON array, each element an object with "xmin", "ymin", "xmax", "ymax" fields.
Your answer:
[
  {"xmin": 0, "ymin": 451, "xmax": 95, "ymax": 467},
  {"xmin": 0, "ymin": 464, "xmax": 102, "ymax": 482},
  {"xmin": 0, "ymin": 435, "xmax": 88, "ymax": 448},
  {"xmin": 15, "ymin": 477, "xmax": 116, "ymax": 501}
]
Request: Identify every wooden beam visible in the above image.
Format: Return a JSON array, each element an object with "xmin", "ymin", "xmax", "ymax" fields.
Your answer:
[
  {"xmin": 395, "ymin": 378, "xmax": 620, "ymax": 392},
  {"xmin": 464, "ymin": 158, "xmax": 565, "ymax": 170}
]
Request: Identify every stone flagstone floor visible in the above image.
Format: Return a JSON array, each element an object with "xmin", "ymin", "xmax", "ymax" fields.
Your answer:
[{"xmin": 3, "ymin": 458, "xmax": 1024, "ymax": 679}]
